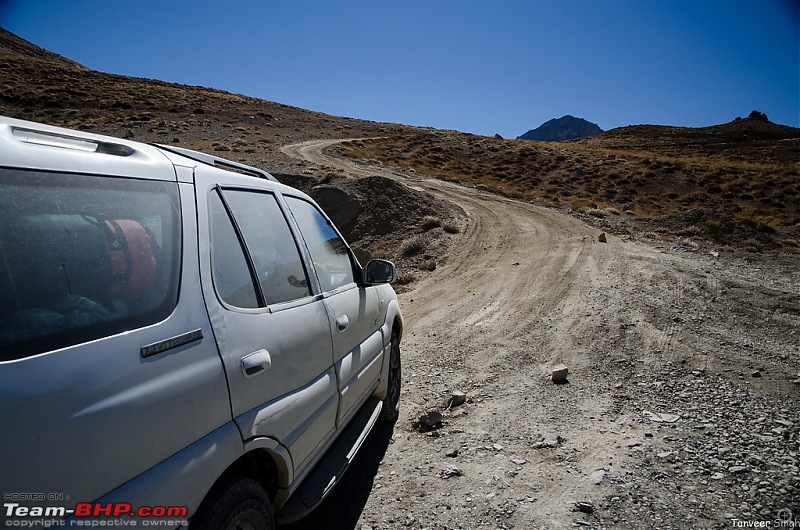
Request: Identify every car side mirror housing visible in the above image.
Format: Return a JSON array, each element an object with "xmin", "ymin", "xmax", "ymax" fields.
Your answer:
[{"xmin": 363, "ymin": 259, "xmax": 396, "ymax": 285}]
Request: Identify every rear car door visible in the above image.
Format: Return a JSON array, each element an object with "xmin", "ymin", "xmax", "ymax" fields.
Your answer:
[
  {"xmin": 282, "ymin": 195, "xmax": 385, "ymax": 426},
  {"xmin": 194, "ymin": 167, "xmax": 338, "ymax": 473}
]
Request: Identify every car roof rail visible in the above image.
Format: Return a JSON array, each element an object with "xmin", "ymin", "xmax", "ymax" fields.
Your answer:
[
  {"xmin": 154, "ymin": 144, "xmax": 280, "ymax": 182},
  {"xmin": 11, "ymin": 125, "xmax": 136, "ymax": 156}
]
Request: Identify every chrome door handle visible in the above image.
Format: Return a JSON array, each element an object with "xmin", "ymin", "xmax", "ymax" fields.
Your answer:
[
  {"xmin": 336, "ymin": 315, "xmax": 350, "ymax": 332},
  {"xmin": 241, "ymin": 349, "xmax": 271, "ymax": 378}
]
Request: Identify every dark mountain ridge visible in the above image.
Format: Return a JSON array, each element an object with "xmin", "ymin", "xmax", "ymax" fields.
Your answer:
[{"xmin": 518, "ymin": 115, "xmax": 603, "ymax": 142}]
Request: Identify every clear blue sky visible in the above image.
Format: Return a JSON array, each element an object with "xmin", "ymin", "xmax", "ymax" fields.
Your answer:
[{"xmin": 2, "ymin": 0, "xmax": 798, "ymax": 137}]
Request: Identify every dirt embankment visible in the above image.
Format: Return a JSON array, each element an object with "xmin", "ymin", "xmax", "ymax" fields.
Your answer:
[{"xmin": 282, "ymin": 140, "xmax": 799, "ymax": 530}]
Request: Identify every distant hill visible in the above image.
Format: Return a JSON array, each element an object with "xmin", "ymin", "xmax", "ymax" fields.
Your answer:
[{"xmin": 518, "ymin": 115, "xmax": 603, "ymax": 142}]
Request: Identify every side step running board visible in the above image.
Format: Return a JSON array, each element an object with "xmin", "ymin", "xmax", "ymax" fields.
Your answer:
[{"xmin": 276, "ymin": 397, "xmax": 383, "ymax": 524}]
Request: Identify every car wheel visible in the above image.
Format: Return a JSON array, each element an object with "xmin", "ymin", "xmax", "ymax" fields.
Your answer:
[
  {"xmin": 380, "ymin": 332, "xmax": 401, "ymax": 422},
  {"xmin": 191, "ymin": 476, "xmax": 275, "ymax": 530}
]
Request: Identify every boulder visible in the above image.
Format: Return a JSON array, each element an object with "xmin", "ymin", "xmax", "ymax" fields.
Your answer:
[
  {"xmin": 449, "ymin": 390, "xmax": 467, "ymax": 408},
  {"xmin": 418, "ymin": 410, "xmax": 443, "ymax": 429},
  {"xmin": 309, "ymin": 185, "xmax": 363, "ymax": 236},
  {"xmin": 551, "ymin": 364, "xmax": 569, "ymax": 383}
]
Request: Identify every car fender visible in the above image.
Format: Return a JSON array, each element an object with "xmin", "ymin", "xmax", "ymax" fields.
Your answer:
[
  {"xmin": 243, "ymin": 436, "xmax": 294, "ymax": 492},
  {"xmin": 374, "ymin": 296, "xmax": 403, "ymax": 399}
]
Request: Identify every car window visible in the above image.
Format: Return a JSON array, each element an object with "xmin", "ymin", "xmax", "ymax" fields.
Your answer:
[
  {"xmin": 284, "ymin": 197, "xmax": 355, "ymax": 292},
  {"xmin": 0, "ymin": 169, "xmax": 181, "ymax": 361},
  {"xmin": 209, "ymin": 190, "xmax": 260, "ymax": 309},
  {"xmin": 211, "ymin": 189, "xmax": 310, "ymax": 308}
]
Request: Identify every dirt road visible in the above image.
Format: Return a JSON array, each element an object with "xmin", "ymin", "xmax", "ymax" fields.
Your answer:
[{"xmin": 281, "ymin": 140, "xmax": 800, "ymax": 529}]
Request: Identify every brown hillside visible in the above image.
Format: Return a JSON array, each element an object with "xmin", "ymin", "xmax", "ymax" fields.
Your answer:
[
  {"xmin": 334, "ymin": 120, "xmax": 800, "ymax": 253},
  {"xmin": 579, "ymin": 120, "xmax": 800, "ymax": 166},
  {"xmin": 0, "ymin": 27, "xmax": 413, "ymax": 176},
  {"xmin": 2, "ymin": 26, "xmax": 798, "ymax": 253}
]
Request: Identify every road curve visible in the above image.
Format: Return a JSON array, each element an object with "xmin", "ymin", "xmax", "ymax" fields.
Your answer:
[
  {"xmin": 280, "ymin": 138, "xmax": 628, "ymax": 526},
  {"xmin": 281, "ymin": 138, "xmax": 602, "ymax": 345}
]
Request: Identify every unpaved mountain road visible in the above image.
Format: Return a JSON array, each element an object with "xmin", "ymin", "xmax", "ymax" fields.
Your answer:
[{"xmin": 281, "ymin": 140, "xmax": 800, "ymax": 529}]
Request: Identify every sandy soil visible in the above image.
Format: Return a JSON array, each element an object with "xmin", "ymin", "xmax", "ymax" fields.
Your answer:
[{"xmin": 282, "ymin": 140, "xmax": 800, "ymax": 530}]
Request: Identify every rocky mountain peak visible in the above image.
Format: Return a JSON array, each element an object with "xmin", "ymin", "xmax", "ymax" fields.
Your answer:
[{"xmin": 517, "ymin": 115, "xmax": 603, "ymax": 142}]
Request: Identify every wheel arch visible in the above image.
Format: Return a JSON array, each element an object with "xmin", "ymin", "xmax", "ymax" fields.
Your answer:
[
  {"xmin": 374, "ymin": 299, "xmax": 403, "ymax": 400},
  {"xmin": 195, "ymin": 438, "xmax": 292, "ymax": 515},
  {"xmin": 215, "ymin": 450, "xmax": 282, "ymax": 502}
]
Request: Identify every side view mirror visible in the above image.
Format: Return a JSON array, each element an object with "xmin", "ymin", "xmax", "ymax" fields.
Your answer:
[{"xmin": 363, "ymin": 259, "xmax": 396, "ymax": 285}]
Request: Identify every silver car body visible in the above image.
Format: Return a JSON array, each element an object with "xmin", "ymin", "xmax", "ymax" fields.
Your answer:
[{"xmin": 0, "ymin": 116, "xmax": 402, "ymax": 525}]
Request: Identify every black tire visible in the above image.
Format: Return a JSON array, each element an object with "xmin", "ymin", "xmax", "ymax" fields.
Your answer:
[
  {"xmin": 380, "ymin": 332, "xmax": 401, "ymax": 423},
  {"xmin": 191, "ymin": 476, "xmax": 275, "ymax": 530}
]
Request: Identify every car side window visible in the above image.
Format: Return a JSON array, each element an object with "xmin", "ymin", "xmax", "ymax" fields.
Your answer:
[
  {"xmin": 0, "ymin": 169, "xmax": 181, "ymax": 361},
  {"xmin": 210, "ymin": 189, "xmax": 311, "ymax": 308},
  {"xmin": 284, "ymin": 196, "xmax": 355, "ymax": 292},
  {"xmin": 209, "ymin": 190, "xmax": 260, "ymax": 309}
]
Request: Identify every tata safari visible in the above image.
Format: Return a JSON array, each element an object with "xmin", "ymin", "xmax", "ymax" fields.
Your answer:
[{"xmin": 0, "ymin": 116, "xmax": 403, "ymax": 529}]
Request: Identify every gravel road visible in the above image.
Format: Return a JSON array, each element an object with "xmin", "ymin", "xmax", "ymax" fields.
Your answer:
[{"xmin": 282, "ymin": 140, "xmax": 800, "ymax": 530}]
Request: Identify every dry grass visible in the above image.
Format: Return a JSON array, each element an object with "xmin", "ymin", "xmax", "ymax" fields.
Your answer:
[
  {"xmin": 333, "ymin": 122, "xmax": 799, "ymax": 251},
  {"xmin": 419, "ymin": 259, "xmax": 437, "ymax": 272},
  {"xmin": 399, "ymin": 235, "xmax": 427, "ymax": 257},
  {"xmin": 394, "ymin": 270, "xmax": 417, "ymax": 285},
  {"xmin": 421, "ymin": 216, "xmax": 443, "ymax": 230},
  {"xmin": 441, "ymin": 221, "xmax": 460, "ymax": 234},
  {"xmin": 735, "ymin": 207, "xmax": 779, "ymax": 233}
]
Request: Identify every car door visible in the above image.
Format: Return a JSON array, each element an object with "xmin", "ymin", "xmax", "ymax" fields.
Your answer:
[
  {"xmin": 195, "ymin": 167, "xmax": 338, "ymax": 473},
  {"xmin": 282, "ymin": 195, "xmax": 385, "ymax": 426}
]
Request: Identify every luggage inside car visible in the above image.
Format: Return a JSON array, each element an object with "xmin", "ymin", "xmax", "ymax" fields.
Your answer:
[{"xmin": 0, "ymin": 213, "xmax": 158, "ymax": 351}]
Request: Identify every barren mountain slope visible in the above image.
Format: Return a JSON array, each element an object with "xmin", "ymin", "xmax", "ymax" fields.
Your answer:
[
  {"xmin": 0, "ymin": 27, "xmax": 416, "ymax": 176},
  {"xmin": 282, "ymin": 140, "xmax": 799, "ymax": 530}
]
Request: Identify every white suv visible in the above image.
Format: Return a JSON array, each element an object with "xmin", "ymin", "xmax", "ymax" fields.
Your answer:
[{"xmin": 0, "ymin": 117, "xmax": 402, "ymax": 529}]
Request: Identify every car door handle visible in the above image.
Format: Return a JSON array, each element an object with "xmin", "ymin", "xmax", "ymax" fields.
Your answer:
[
  {"xmin": 241, "ymin": 349, "xmax": 271, "ymax": 379},
  {"xmin": 336, "ymin": 315, "xmax": 350, "ymax": 332}
]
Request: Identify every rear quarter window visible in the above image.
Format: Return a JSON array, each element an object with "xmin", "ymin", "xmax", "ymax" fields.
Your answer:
[{"xmin": 0, "ymin": 169, "xmax": 181, "ymax": 361}]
